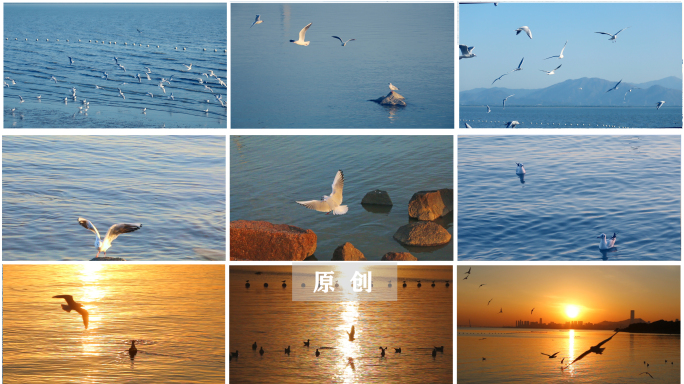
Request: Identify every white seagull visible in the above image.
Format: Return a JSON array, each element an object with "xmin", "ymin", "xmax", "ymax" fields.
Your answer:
[
  {"xmin": 540, "ymin": 64, "xmax": 562, "ymax": 75},
  {"xmin": 53, "ymin": 295, "xmax": 89, "ymax": 329},
  {"xmin": 19, "ymin": 95, "xmax": 24, "ymax": 103},
  {"xmin": 332, "ymin": 36, "xmax": 355, "ymax": 46},
  {"xmin": 389, "ymin": 83, "xmax": 399, "ymax": 91},
  {"xmin": 68, "ymin": 56, "xmax": 74, "ymax": 65},
  {"xmin": 51, "ymin": 76, "xmax": 59, "ymax": 83},
  {"xmin": 515, "ymin": 26, "xmax": 533, "ymax": 39},
  {"xmin": 516, "ymin": 163, "xmax": 525, "ymax": 174},
  {"xmin": 544, "ymin": 41, "xmax": 567, "ymax": 60},
  {"xmin": 183, "ymin": 63, "xmax": 192, "ymax": 71},
  {"xmin": 296, "ymin": 170, "xmax": 348, "ymax": 215},
  {"xmin": 656, "ymin": 101, "xmax": 665, "ymax": 110},
  {"xmin": 503, "ymin": 94, "xmax": 514, "ymax": 108},
  {"xmin": 505, "ymin": 121, "xmax": 520, "ymax": 128},
  {"xmin": 251, "ymin": 14, "xmax": 263, "ymax": 28},
  {"xmin": 606, "ymin": 79, "xmax": 622, "ymax": 93},
  {"xmin": 511, "ymin": 57, "xmax": 524, "ymax": 72},
  {"xmin": 597, "ymin": 233, "xmax": 617, "ymax": 250},
  {"xmin": 118, "ymin": 88, "xmax": 125, "ymax": 100},
  {"xmin": 492, "ymin": 73, "xmax": 508, "ymax": 85},
  {"xmin": 459, "ymin": 44, "xmax": 476, "ymax": 60},
  {"xmin": 486, "ymin": 105, "xmax": 491, "ymax": 113},
  {"xmin": 78, "ymin": 217, "xmax": 142, "ymax": 257},
  {"xmin": 595, "ymin": 27, "xmax": 629, "ymax": 42},
  {"xmin": 290, "ymin": 23, "xmax": 312, "ymax": 46},
  {"xmin": 465, "ymin": 122, "xmax": 472, "ymax": 128}
]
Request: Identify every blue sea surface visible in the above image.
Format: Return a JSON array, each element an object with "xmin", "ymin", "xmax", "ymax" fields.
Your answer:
[
  {"xmin": 458, "ymin": 135, "xmax": 681, "ymax": 261},
  {"xmin": 459, "ymin": 106, "xmax": 683, "ymax": 128},
  {"xmin": 4, "ymin": 4, "xmax": 227, "ymax": 128},
  {"xmin": 231, "ymin": 3, "xmax": 454, "ymax": 128}
]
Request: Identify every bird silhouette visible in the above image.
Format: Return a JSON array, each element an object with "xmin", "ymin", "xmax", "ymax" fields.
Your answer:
[
  {"xmin": 541, "ymin": 352, "xmax": 560, "ymax": 358},
  {"xmin": 53, "ymin": 295, "xmax": 89, "ymax": 329},
  {"xmin": 566, "ymin": 331, "xmax": 619, "ymax": 366}
]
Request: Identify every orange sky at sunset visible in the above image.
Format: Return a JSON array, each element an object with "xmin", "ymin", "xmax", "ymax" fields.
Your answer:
[{"xmin": 458, "ymin": 266, "xmax": 679, "ymax": 327}]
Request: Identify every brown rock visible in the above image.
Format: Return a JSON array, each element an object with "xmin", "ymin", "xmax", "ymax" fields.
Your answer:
[
  {"xmin": 369, "ymin": 91, "xmax": 407, "ymax": 106},
  {"xmin": 408, "ymin": 188, "xmax": 453, "ymax": 220},
  {"xmin": 332, "ymin": 242, "xmax": 366, "ymax": 261},
  {"xmin": 361, "ymin": 190, "xmax": 393, "ymax": 206},
  {"xmin": 381, "ymin": 252, "xmax": 417, "ymax": 261},
  {"xmin": 393, "ymin": 221, "xmax": 451, "ymax": 246},
  {"xmin": 230, "ymin": 220, "xmax": 316, "ymax": 261}
]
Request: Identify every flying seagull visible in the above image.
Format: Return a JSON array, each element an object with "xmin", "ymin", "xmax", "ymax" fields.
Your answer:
[
  {"xmin": 597, "ymin": 233, "xmax": 617, "ymax": 250},
  {"xmin": 479, "ymin": 284, "xmax": 486, "ymax": 288},
  {"xmin": 459, "ymin": 44, "xmax": 476, "ymax": 59},
  {"xmin": 250, "ymin": 15, "xmax": 263, "ymax": 28},
  {"xmin": 624, "ymin": 87, "xmax": 641, "ymax": 100},
  {"xmin": 544, "ymin": 41, "xmax": 567, "ymax": 60},
  {"xmin": 486, "ymin": 105, "xmax": 491, "ymax": 113},
  {"xmin": 540, "ymin": 64, "xmax": 562, "ymax": 75},
  {"xmin": 290, "ymin": 23, "xmax": 312, "ymax": 46},
  {"xmin": 78, "ymin": 217, "xmax": 142, "ymax": 257},
  {"xmin": 487, "ymin": 298, "xmax": 493, "ymax": 305},
  {"xmin": 346, "ymin": 325, "xmax": 355, "ymax": 341},
  {"xmin": 465, "ymin": 267, "xmax": 471, "ymax": 274},
  {"xmin": 541, "ymin": 352, "xmax": 560, "ymax": 358},
  {"xmin": 492, "ymin": 73, "xmax": 508, "ymax": 85},
  {"xmin": 68, "ymin": 56, "xmax": 74, "ymax": 65},
  {"xmin": 515, "ymin": 26, "xmax": 533, "ymax": 39},
  {"xmin": 296, "ymin": 170, "xmax": 348, "ymax": 215},
  {"xmin": 595, "ymin": 27, "xmax": 629, "ymax": 42},
  {"xmin": 511, "ymin": 57, "xmax": 524, "ymax": 72},
  {"xmin": 566, "ymin": 331, "xmax": 619, "ymax": 367},
  {"xmin": 499, "ymin": 308, "xmax": 503, "ymax": 313},
  {"xmin": 53, "ymin": 295, "xmax": 89, "ymax": 329},
  {"xmin": 656, "ymin": 101, "xmax": 665, "ymax": 110},
  {"xmin": 505, "ymin": 121, "xmax": 520, "ymax": 128},
  {"xmin": 465, "ymin": 122, "xmax": 472, "ymax": 128},
  {"xmin": 531, "ymin": 308, "xmax": 535, "ymax": 314},
  {"xmin": 606, "ymin": 79, "xmax": 622, "ymax": 93},
  {"xmin": 503, "ymin": 94, "xmax": 514, "ymax": 108},
  {"xmin": 640, "ymin": 372, "xmax": 654, "ymax": 379},
  {"xmin": 332, "ymin": 36, "xmax": 355, "ymax": 46}
]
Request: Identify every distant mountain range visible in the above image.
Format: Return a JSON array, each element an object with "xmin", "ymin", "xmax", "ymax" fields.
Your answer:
[{"xmin": 460, "ymin": 77, "xmax": 682, "ymax": 107}]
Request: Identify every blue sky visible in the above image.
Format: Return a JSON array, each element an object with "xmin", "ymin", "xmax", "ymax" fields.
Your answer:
[{"xmin": 459, "ymin": 3, "xmax": 682, "ymax": 91}]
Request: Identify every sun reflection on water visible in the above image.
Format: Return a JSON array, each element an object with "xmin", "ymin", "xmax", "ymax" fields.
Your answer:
[{"xmin": 336, "ymin": 301, "xmax": 361, "ymax": 383}]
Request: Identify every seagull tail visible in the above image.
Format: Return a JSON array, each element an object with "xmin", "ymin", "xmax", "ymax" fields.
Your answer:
[{"xmin": 332, "ymin": 205, "xmax": 349, "ymax": 215}]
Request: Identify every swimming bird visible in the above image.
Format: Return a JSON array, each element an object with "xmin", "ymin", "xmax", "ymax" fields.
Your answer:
[
  {"xmin": 260, "ymin": 346, "xmax": 265, "ymax": 355},
  {"xmin": 516, "ymin": 163, "xmax": 525, "ymax": 174},
  {"xmin": 388, "ymin": 280, "xmax": 392, "ymax": 287},
  {"xmin": 505, "ymin": 121, "xmax": 520, "ymax": 128},
  {"xmin": 68, "ymin": 56, "xmax": 74, "ymax": 65},
  {"xmin": 230, "ymin": 350, "xmax": 239, "ymax": 359},
  {"xmin": 640, "ymin": 372, "xmax": 653, "ymax": 379},
  {"xmin": 515, "ymin": 26, "xmax": 533, "ymax": 39},
  {"xmin": 252, "ymin": 341, "xmax": 257, "ymax": 350},
  {"xmin": 347, "ymin": 325, "xmax": 355, "ymax": 341},
  {"xmin": 332, "ymin": 36, "xmax": 355, "ymax": 46},
  {"xmin": 77, "ymin": 217, "xmax": 142, "ymax": 257},
  {"xmin": 566, "ymin": 331, "xmax": 619, "ymax": 366},
  {"xmin": 488, "ymin": 298, "xmax": 493, "ymax": 305},
  {"xmin": 304, "ymin": 339, "xmax": 310, "ymax": 347},
  {"xmin": 245, "ymin": 280, "xmax": 250, "ymax": 288},
  {"xmin": 606, "ymin": 79, "xmax": 622, "ymax": 92},
  {"xmin": 389, "ymin": 83, "xmax": 399, "ymax": 91},
  {"xmin": 503, "ymin": 94, "xmax": 514, "ymax": 108},
  {"xmin": 296, "ymin": 170, "xmax": 347, "ymax": 215},
  {"xmin": 379, "ymin": 347, "xmax": 387, "ymax": 357},
  {"xmin": 250, "ymin": 14, "xmax": 263, "ymax": 28},
  {"xmin": 432, "ymin": 281, "xmax": 436, "ymax": 287},
  {"xmin": 459, "ymin": 44, "xmax": 476, "ymax": 59},
  {"xmin": 37, "ymin": 95, "xmax": 41, "ymax": 100},
  {"xmin": 595, "ymin": 27, "xmax": 629, "ymax": 42},
  {"xmin": 432, "ymin": 348, "xmax": 437, "ymax": 357},
  {"xmin": 284, "ymin": 346, "xmax": 291, "ymax": 354},
  {"xmin": 290, "ymin": 23, "xmax": 312, "ymax": 46},
  {"xmin": 403, "ymin": 281, "xmax": 407, "ymax": 288},
  {"xmin": 417, "ymin": 281, "xmax": 422, "ymax": 287},
  {"xmin": 544, "ymin": 41, "xmax": 567, "ymax": 60},
  {"xmin": 542, "ymin": 351, "xmax": 559, "ymax": 358},
  {"xmin": 129, "ymin": 340, "xmax": 138, "ymax": 358},
  {"xmin": 282, "ymin": 280, "xmax": 287, "ymax": 288},
  {"xmin": 656, "ymin": 101, "xmax": 665, "ymax": 110},
  {"xmin": 315, "ymin": 349, "xmax": 320, "ymax": 357},
  {"xmin": 53, "ymin": 295, "xmax": 89, "ymax": 329},
  {"xmin": 203, "ymin": 108, "xmax": 209, "ymax": 113},
  {"xmin": 446, "ymin": 281, "xmax": 450, "ymax": 287},
  {"xmin": 597, "ymin": 233, "xmax": 617, "ymax": 250},
  {"xmin": 183, "ymin": 63, "xmax": 192, "ymax": 71},
  {"xmin": 540, "ymin": 64, "xmax": 562, "ymax": 75}
]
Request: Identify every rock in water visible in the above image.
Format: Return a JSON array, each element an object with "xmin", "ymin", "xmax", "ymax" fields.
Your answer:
[
  {"xmin": 408, "ymin": 189, "xmax": 453, "ymax": 220},
  {"xmin": 361, "ymin": 190, "xmax": 393, "ymax": 206},
  {"xmin": 370, "ymin": 91, "xmax": 406, "ymax": 106},
  {"xmin": 381, "ymin": 252, "xmax": 417, "ymax": 261},
  {"xmin": 393, "ymin": 221, "xmax": 451, "ymax": 246},
  {"xmin": 90, "ymin": 256, "xmax": 126, "ymax": 261},
  {"xmin": 230, "ymin": 220, "xmax": 317, "ymax": 260},
  {"xmin": 331, "ymin": 242, "xmax": 367, "ymax": 261}
]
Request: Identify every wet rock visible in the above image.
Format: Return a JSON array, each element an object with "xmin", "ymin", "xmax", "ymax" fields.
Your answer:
[
  {"xmin": 90, "ymin": 256, "xmax": 126, "ymax": 261},
  {"xmin": 361, "ymin": 190, "xmax": 393, "ymax": 206},
  {"xmin": 393, "ymin": 221, "xmax": 451, "ymax": 247},
  {"xmin": 369, "ymin": 91, "xmax": 407, "ymax": 106},
  {"xmin": 381, "ymin": 252, "xmax": 417, "ymax": 261},
  {"xmin": 408, "ymin": 189, "xmax": 453, "ymax": 220},
  {"xmin": 230, "ymin": 220, "xmax": 316, "ymax": 261},
  {"xmin": 331, "ymin": 242, "xmax": 366, "ymax": 261}
]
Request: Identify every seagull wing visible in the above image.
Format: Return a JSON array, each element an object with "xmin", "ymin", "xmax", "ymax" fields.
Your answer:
[
  {"xmin": 560, "ymin": 41, "xmax": 567, "ymax": 55},
  {"xmin": 459, "ymin": 44, "xmax": 469, "ymax": 55},
  {"xmin": 103, "ymin": 223, "xmax": 143, "ymax": 246},
  {"xmin": 554, "ymin": 64, "xmax": 562, "ymax": 71},
  {"xmin": 74, "ymin": 306, "xmax": 89, "ymax": 329},
  {"xmin": 299, "ymin": 23, "xmax": 312, "ymax": 41},
  {"xmin": 53, "ymin": 295, "xmax": 77, "ymax": 307},
  {"xmin": 251, "ymin": 15, "xmax": 260, "ymax": 28},
  {"xmin": 551, "ymin": 352, "xmax": 559, "ymax": 358},
  {"xmin": 328, "ymin": 170, "xmax": 345, "ymax": 206},
  {"xmin": 78, "ymin": 218, "xmax": 101, "ymax": 240},
  {"xmin": 492, "ymin": 73, "xmax": 507, "ymax": 84},
  {"xmin": 523, "ymin": 27, "xmax": 532, "ymax": 39},
  {"xmin": 595, "ymin": 331, "xmax": 619, "ymax": 348},
  {"xmin": 297, "ymin": 199, "xmax": 332, "ymax": 212},
  {"xmin": 346, "ymin": 39, "xmax": 355, "ymax": 44},
  {"xmin": 332, "ymin": 36, "xmax": 344, "ymax": 44},
  {"xmin": 517, "ymin": 57, "xmax": 524, "ymax": 69},
  {"xmin": 567, "ymin": 349, "xmax": 592, "ymax": 366},
  {"xmin": 595, "ymin": 32, "xmax": 613, "ymax": 36},
  {"xmin": 614, "ymin": 27, "xmax": 629, "ymax": 36},
  {"xmin": 544, "ymin": 55, "xmax": 559, "ymax": 60}
]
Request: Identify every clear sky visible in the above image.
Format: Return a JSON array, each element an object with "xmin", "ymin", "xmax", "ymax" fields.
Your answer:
[
  {"xmin": 457, "ymin": 266, "xmax": 680, "ymax": 327},
  {"xmin": 459, "ymin": 2, "xmax": 682, "ymax": 91}
]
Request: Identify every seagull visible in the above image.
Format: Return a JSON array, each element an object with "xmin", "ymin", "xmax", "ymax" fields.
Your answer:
[
  {"xmin": 516, "ymin": 163, "xmax": 525, "ymax": 174},
  {"xmin": 118, "ymin": 88, "xmax": 125, "ymax": 100},
  {"xmin": 332, "ymin": 36, "xmax": 355, "ymax": 46},
  {"xmin": 145, "ymin": 67, "xmax": 151, "ymax": 73},
  {"xmin": 95, "ymin": 85, "xmax": 103, "ymax": 89},
  {"xmin": 465, "ymin": 267, "xmax": 471, "ymax": 274},
  {"xmin": 566, "ymin": 331, "xmax": 619, "ymax": 367},
  {"xmin": 459, "ymin": 44, "xmax": 476, "ymax": 59},
  {"xmin": 503, "ymin": 94, "xmax": 514, "ymax": 108},
  {"xmin": 515, "ymin": 26, "xmax": 533, "ymax": 39},
  {"xmin": 499, "ymin": 308, "xmax": 503, "ymax": 313},
  {"xmin": 595, "ymin": 27, "xmax": 629, "ymax": 42},
  {"xmin": 511, "ymin": 57, "xmax": 524, "ymax": 72},
  {"xmin": 136, "ymin": 73, "xmax": 142, "ymax": 83},
  {"xmin": 297, "ymin": 170, "xmax": 348, "ymax": 215},
  {"xmin": 531, "ymin": 308, "xmax": 535, "ymax": 314},
  {"xmin": 479, "ymin": 284, "xmax": 485, "ymax": 288},
  {"xmin": 53, "ymin": 295, "xmax": 89, "ymax": 329},
  {"xmin": 203, "ymin": 108, "xmax": 209, "ymax": 113},
  {"xmin": 487, "ymin": 298, "xmax": 493, "ymax": 305},
  {"xmin": 113, "ymin": 57, "xmax": 118, "ymax": 64},
  {"xmin": 544, "ymin": 41, "xmax": 567, "ymax": 60},
  {"xmin": 68, "ymin": 56, "xmax": 74, "ymax": 65},
  {"xmin": 465, "ymin": 122, "xmax": 472, "ymax": 128},
  {"xmin": 51, "ymin": 76, "xmax": 58, "ymax": 83},
  {"xmin": 389, "ymin": 83, "xmax": 399, "ymax": 91},
  {"xmin": 540, "ymin": 64, "xmax": 562, "ymax": 75},
  {"xmin": 656, "ymin": 101, "xmax": 665, "ymax": 110},
  {"xmin": 463, "ymin": 275, "xmax": 469, "ymax": 280},
  {"xmin": 251, "ymin": 15, "xmax": 263, "ymax": 28},
  {"xmin": 147, "ymin": 92, "xmax": 154, "ymax": 98},
  {"xmin": 168, "ymin": 93, "xmax": 175, "ymax": 101},
  {"xmin": 77, "ymin": 217, "xmax": 142, "ymax": 257},
  {"xmin": 36, "ymin": 95, "xmax": 41, "ymax": 100},
  {"xmin": 142, "ymin": 108, "xmax": 146, "ymax": 114},
  {"xmin": 159, "ymin": 83, "xmax": 166, "ymax": 93},
  {"xmin": 346, "ymin": 325, "xmax": 355, "ymax": 341},
  {"xmin": 640, "ymin": 372, "xmax": 654, "ymax": 379},
  {"xmin": 597, "ymin": 233, "xmax": 617, "ymax": 250},
  {"xmin": 118, "ymin": 64, "xmax": 126, "ymax": 72},
  {"xmin": 102, "ymin": 72, "xmax": 108, "ymax": 80},
  {"xmin": 197, "ymin": 78, "xmax": 204, "ymax": 84},
  {"xmin": 606, "ymin": 79, "xmax": 622, "ymax": 92},
  {"xmin": 290, "ymin": 23, "xmax": 312, "ymax": 46},
  {"xmin": 129, "ymin": 340, "xmax": 138, "ymax": 358},
  {"xmin": 505, "ymin": 121, "xmax": 520, "ymax": 128},
  {"xmin": 183, "ymin": 63, "xmax": 192, "ymax": 71},
  {"xmin": 542, "ymin": 352, "xmax": 560, "ymax": 358},
  {"xmin": 492, "ymin": 73, "xmax": 508, "ymax": 85},
  {"xmin": 19, "ymin": 95, "xmax": 24, "ymax": 103},
  {"xmin": 623, "ymin": 87, "xmax": 641, "ymax": 100},
  {"xmin": 204, "ymin": 85, "xmax": 213, "ymax": 93},
  {"xmin": 137, "ymin": 28, "xmax": 143, "ymax": 34},
  {"xmin": 486, "ymin": 105, "xmax": 491, "ymax": 113},
  {"xmin": 146, "ymin": 73, "xmax": 151, "ymax": 80}
]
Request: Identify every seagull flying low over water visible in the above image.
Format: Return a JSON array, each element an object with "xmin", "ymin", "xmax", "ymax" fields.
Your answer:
[
  {"xmin": 503, "ymin": 94, "xmax": 514, "ymax": 108},
  {"xmin": 595, "ymin": 27, "xmax": 629, "ymax": 42},
  {"xmin": 183, "ymin": 63, "xmax": 192, "ymax": 71},
  {"xmin": 465, "ymin": 123, "xmax": 472, "ymax": 128},
  {"xmin": 515, "ymin": 26, "xmax": 533, "ymax": 39},
  {"xmin": 290, "ymin": 23, "xmax": 312, "ymax": 46},
  {"xmin": 544, "ymin": 41, "xmax": 567, "ymax": 60},
  {"xmin": 459, "ymin": 44, "xmax": 476, "ymax": 59},
  {"xmin": 69, "ymin": 56, "xmax": 74, "ymax": 65},
  {"xmin": 78, "ymin": 217, "xmax": 142, "ymax": 257},
  {"xmin": 486, "ymin": 105, "xmax": 491, "ymax": 113},
  {"xmin": 542, "ymin": 352, "xmax": 560, "ymax": 358},
  {"xmin": 597, "ymin": 233, "xmax": 617, "ymax": 250},
  {"xmin": 332, "ymin": 36, "xmax": 355, "ymax": 46},
  {"xmin": 540, "ymin": 64, "xmax": 562, "ymax": 75},
  {"xmin": 505, "ymin": 121, "xmax": 520, "ymax": 128},
  {"xmin": 297, "ymin": 170, "xmax": 348, "ymax": 215},
  {"xmin": 493, "ymin": 58, "xmax": 524, "ymax": 84},
  {"xmin": 566, "ymin": 331, "xmax": 619, "ymax": 366},
  {"xmin": 606, "ymin": 79, "xmax": 622, "ymax": 93},
  {"xmin": 251, "ymin": 14, "xmax": 263, "ymax": 28},
  {"xmin": 656, "ymin": 101, "xmax": 665, "ymax": 110},
  {"xmin": 53, "ymin": 295, "xmax": 89, "ymax": 329}
]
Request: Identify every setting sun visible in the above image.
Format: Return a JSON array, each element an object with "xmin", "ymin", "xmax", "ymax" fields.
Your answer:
[{"xmin": 565, "ymin": 305, "xmax": 580, "ymax": 319}]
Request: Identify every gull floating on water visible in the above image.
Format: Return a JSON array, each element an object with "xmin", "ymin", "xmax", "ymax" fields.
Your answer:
[
  {"xmin": 78, "ymin": 217, "xmax": 142, "ymax": 257},
  {"xmin": 606, "ymin": 79, "xmax": 622, "ymax": 93},
  {"xmin": 540, "ymin": 64, "xmax": 561, "ymax": 75},
  {"xmin": 595, "ymin": 27, "xmax": 629, "ymax": 43},
  {"xmin": 515, "ymin": 26, "xmax": 533, "ymax": 39},
  {"xmin": 516, "ymin": 163, "xmax": 525, "ymax": 174},
  {"xmin": 290, "ymin": 23, "xmax": 312, "ymax": 46},
  {"xmin": 459, "ymin": 44, "xmax": 476, "ymax": 59},
  {"xmin": 297, "ymin": 170, "xmax": 348, "ymax": 215},
  {"xmin": 251, "ymin": 14, "xmax": 263, "ymax": 28},
  {"xmin": 544, "ymin": 41, "xmax": 567, "ymax": 60},
  {"xmin": 332, "ymin": 36, "xmax": 355, "ymax": 46},
  {"xmin": 656, "ymin": 101, "xmax": 665, "ymax": 110},
  {"xmin": 53, "ymin": 295, "xmax": 89, "ymax": 329},
  {"xmin": 597, "ymin": 233, "xmax": 617, "ymax": 250},
  {"xmin": 503, "ymin": 94, "xmax": 514, "ymax": 108}
]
